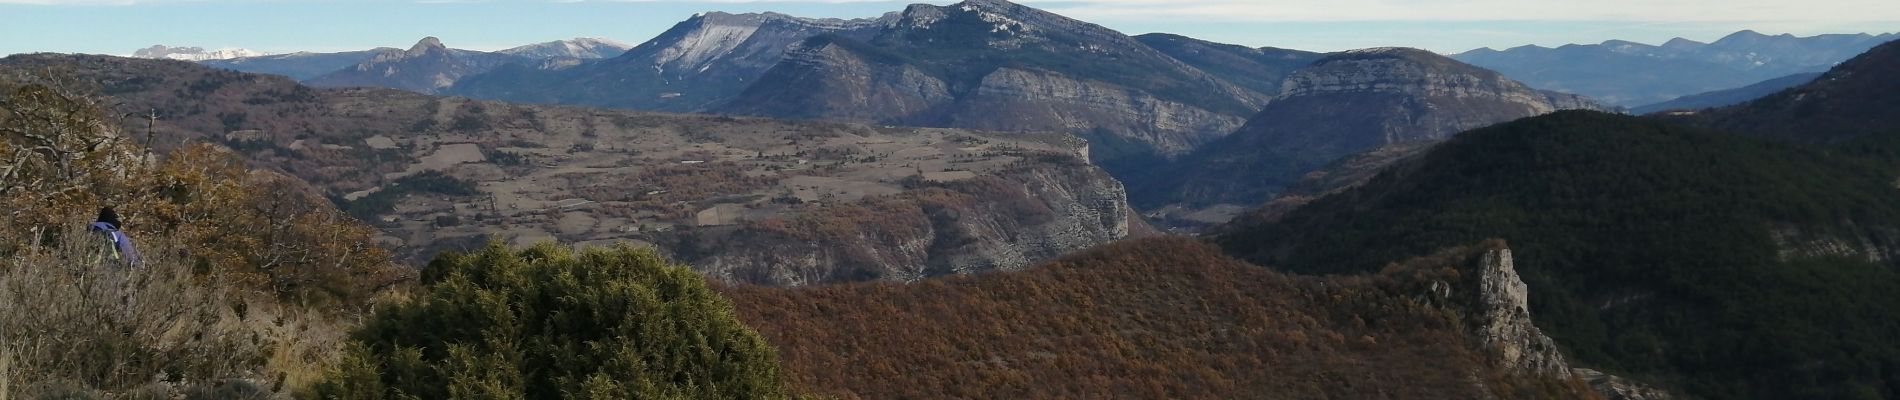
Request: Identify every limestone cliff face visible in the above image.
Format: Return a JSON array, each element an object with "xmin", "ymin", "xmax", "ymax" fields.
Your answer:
[
  {"xmin": 1134, "ymin": 33, "xmax": 1323, "ymax": 99},
  {"xmin": 1269, "ymin": 48, "xmax": 1615, "ymax": 144},
  {"xmin": 686, "ymin": 162, "xmax": 1141, "ymax": 286},
  {"xmin": 717, "ymin": 38, "xmax": 953, "ymax": 122},
  {"xmin": 951, "ymin": 68, "xmax": 1246, "ymax": 156},
  {"xmin": 1133, "ymin": 47, "xmax": 1611, "ymax": 210}
]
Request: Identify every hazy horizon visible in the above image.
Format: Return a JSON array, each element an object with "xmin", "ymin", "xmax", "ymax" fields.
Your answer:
[{"xmin": 2, "ymin": 0, "xmax": 1895, "ymax": 57}]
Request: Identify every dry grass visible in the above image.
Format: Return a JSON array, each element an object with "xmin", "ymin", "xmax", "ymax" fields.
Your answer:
[
  {"xmin": 2, "ymin": 348, "xmax": 10, "ymax": 400},
  {"xmin": 0, "ymin": 223, "xmax": 354, "ymax": 399}
]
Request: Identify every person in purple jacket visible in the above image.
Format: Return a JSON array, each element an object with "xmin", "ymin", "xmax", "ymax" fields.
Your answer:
[{"xmin": 88, "ymin": 207, "xmax": 140, "ymax": 267}]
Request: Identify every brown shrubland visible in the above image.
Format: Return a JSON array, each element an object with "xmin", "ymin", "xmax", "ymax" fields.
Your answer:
[
  {"xmin": 725, "ymin": 238, "xmax": 1598, "ymax": 399},
  {"xmin": 1, "ymin": 63, "xmax": 403, "ymax": 399},
  {"xmin": 0, "ymin": 224, "xmax": 353, "ymax": 399}
]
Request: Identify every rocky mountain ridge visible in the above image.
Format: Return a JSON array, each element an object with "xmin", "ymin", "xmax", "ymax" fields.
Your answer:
[
  {"xmin": 1134, "ymin": 33, "xmax": 1324, "ymax": 97},
  {"xmin": 449, "ymin": 11, "xmax": 891, "ymax": 112},
  {"xmin": 304, "ymin": 37, "xmax": 528, "ymax": 94},
  {"xmin": 1133, "ymin": 47, "xmax": 1608, "ymax": 226},
  {"xmin": 452, "ymin": 0, "xmax": 1274, "ymax": 172}
]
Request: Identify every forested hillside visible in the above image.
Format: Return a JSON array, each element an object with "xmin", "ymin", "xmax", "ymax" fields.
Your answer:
[
  {"xmin": 1699, "ymin": 39, "xmax": 1900, "ymax": 144},
  {"xmin": 1218, "ymin": 111, "xmax": 1900, "ymax": 398}
]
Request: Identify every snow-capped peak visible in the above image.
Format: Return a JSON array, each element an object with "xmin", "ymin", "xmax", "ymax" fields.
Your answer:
[
  {"xmin": 499, "ymin": 37, "xmax": 633, "ymax": 59},
  {"xmin": 130, "ymin": 45, "xmax": 273, "ymax": 61}
]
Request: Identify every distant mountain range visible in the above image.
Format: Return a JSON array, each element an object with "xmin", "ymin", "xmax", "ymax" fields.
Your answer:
[
  {"xmin": 1631, "ymin": 72, "xmax": 1822, "ymax": 114},
  {"xmin": 303, "ymin": 37, "xmax": 530, "ymax": 95},
  {"xmin": 495, "ymin": 37, "xmax": 632, "ymax": 59},
  {"xmin": 1696, "ymin": 39, "xmax": 1900, "ymax": 144},
  {"xmin": 1453, "ymin": 30, "xmax": 1896, "ymax": 106},
  {"xmin": 199, "ymin": 48, "xmax": 397, "ymax": 80},
  {"xmin": 452, "ymin": 0, "xmax": 1282, "ymax": 171},
  {"xmin": 454, "ymin": 12, "xmax": 891, "ymax": 113},
  {"xmin": 130, "ymin": 45, "xmax": 272, "ymax": 61},
  {"xmin": 150, "ymin": 37, "xmax": 629, "ymax": 82}
]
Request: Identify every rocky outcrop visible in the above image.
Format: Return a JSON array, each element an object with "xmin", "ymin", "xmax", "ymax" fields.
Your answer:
[
  {"xmin": 1464, "ymin": 247, "xmax": 1573, "ymax": 378},
  {"xmin": 1396, "ymin": 241, "xmax": 1677, "ymax": 400},
  {"xmin": 686, "ymin": 162, "xmax": 1142, "ymax": 286}
]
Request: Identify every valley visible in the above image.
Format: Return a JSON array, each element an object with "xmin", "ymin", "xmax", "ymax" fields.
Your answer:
[
  {"xmin": 0, "ymin": 53, "xmax": 1139, "ymax": 286},
  {"xmin": 4, "ymin": 0, "xmax": 1899, "ymax": 399}
]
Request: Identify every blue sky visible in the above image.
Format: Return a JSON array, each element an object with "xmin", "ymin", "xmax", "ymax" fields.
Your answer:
[{"xmin": 2, "ymin": 0, "xmax": 1895, "ymax": 56}]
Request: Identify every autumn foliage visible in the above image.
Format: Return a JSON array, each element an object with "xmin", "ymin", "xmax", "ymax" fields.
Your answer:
[
  {"xmin": 0, "ymin": 75, "xmax": 403, "ymax": 307},
  {"xmin": 1, "ymin": 72, "xmax": 400, "ymax": 397},
  {"xmin": 724, "ymin": 238, "xmax": 1596, "ymax": 399}
]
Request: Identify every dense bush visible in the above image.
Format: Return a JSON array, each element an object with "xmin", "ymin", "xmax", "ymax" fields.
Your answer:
[{"xmin": 315, "ymin": 243, "xmax": 790, "ymax": 399}]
